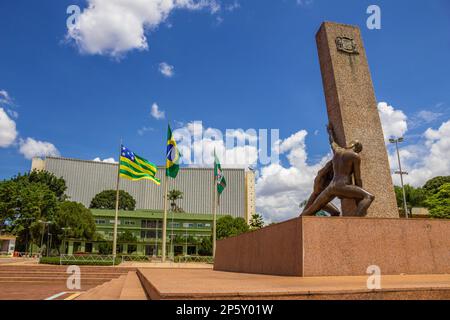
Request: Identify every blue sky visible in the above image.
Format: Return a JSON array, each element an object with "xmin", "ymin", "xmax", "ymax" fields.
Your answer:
[{"xmin": 1, "ymin": 0, "xmax": 449, "ymax": 221}]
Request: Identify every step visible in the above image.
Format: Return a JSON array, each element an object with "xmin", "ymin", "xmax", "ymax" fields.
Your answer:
[
  {"xmin": 76, "ymin": 281, "xmax": 111, "ymax": 300},
  {"xmin": 77, "ymin": 275, "xmax": 127, "ymax": 300},
  {"xmin": 119, "ymin": 272, "xmax": 148, "ymax": 300},
  {"xmin": 0, "ymin": 271, "xmax": 126, "ymax": 279}
]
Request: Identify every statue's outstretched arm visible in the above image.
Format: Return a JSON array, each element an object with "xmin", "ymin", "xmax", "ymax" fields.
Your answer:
[{"xmin": 327, "ymin": 123, "xmax": 341, "ymax": 153}]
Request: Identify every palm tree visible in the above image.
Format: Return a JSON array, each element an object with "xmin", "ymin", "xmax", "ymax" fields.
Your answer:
[
  {"xmin": 168, "ymin": 189, "xmax": 183, "ymax": 212},
  {"xmin": 249, "ymin": 213, "xmax": 264, "ymax": 230}
]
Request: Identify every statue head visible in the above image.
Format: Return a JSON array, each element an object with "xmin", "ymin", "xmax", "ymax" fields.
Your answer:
[{"xmin": 347, "ymin": 140, "xmax": 363, "ymax": 153}]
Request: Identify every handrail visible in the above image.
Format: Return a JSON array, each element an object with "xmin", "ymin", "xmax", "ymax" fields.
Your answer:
[{"xmin": 59, "ymin": 254, "xmax": 116, "ymax": 266}]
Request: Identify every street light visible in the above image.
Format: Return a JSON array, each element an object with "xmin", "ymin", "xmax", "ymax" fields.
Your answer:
[
  {"xmin": 61, "ymin": 227, "xmax": 71, "ymax": 254},
  {"xmin": 389, "ymin": 137, "xmax": 409, "ymax": 219},
  {"xmin": 38, "ymin": 220, "xmax": 52, "ymax": 256}
]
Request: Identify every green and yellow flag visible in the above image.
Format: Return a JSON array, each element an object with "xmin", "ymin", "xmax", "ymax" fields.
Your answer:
[
  {"xmin": 119, "ymin": 145, "xmax": 161, "ymax": 185},
  {"xmin": 166, "ymin": 125, "xmax": 180, "ymax": 178}
]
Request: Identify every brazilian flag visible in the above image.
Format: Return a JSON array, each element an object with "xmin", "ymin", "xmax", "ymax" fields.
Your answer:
[
  {"xmin": 119, "ymin": 146, "xmax": 161, "ymax": 185},
  {"xmin": 166, "ymin": 125, "xmax": 180, "ymax": 178}
]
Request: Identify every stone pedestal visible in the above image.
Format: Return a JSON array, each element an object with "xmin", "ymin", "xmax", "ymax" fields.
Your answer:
[
  {"xmin": 214, "ymin": 216, "xmax": 450, "ymax": 277},
  {"xmin": 316, "ymin": 22, "xmax": 399, "ymax": 218}
]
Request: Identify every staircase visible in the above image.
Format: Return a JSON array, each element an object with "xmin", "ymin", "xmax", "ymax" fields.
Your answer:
[{"xmin": 76, "ymin": 271, "xmax": 148, "ymax": 300}]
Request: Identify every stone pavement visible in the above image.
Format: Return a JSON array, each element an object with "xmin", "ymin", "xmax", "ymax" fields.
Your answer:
[{"xmin": 138, "ymin": 268, "xmax": 450, "ymax": 300}]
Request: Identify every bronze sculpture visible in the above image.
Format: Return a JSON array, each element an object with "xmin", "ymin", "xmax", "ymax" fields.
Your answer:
[
  {"xmin": 302, "ymin": 160, "xmax": 340, "ymax": 216},
  {"xmin": 301, "ymin": 124, "xmax": 374, "ymax": 217}
]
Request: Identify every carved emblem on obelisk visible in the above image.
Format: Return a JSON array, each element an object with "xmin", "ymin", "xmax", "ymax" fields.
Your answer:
[{"xmin": 336, "ymin": 36, "xmax": 359, "ymax": 54}]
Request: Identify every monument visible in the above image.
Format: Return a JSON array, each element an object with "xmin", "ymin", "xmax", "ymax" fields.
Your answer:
[
  {"xmin": 316, "ymin": 22, "xmax": 398, "ymax": 218},
  {"xmin": 213, "ymin": 22, "xmax": 450, "ymax": 277}
]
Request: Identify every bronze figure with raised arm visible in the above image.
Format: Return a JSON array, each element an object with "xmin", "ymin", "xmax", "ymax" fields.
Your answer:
[{"xmin": 301, "ymin": 124, "xmax": 375, "ymax": 217}]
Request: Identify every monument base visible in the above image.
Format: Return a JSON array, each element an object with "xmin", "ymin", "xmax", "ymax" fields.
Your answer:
[{"xmin": 214, "ymin": 216, "xmax": 450, "ymax": 277}]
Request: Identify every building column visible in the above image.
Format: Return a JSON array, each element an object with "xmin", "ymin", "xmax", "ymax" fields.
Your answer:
[
  {"xmin": 80, "ymin": 242, "xmax": 86, "ymax": 253},
  {"xmin": 67, "ymin": 241, "xmax": 74, "ymax": 255}
]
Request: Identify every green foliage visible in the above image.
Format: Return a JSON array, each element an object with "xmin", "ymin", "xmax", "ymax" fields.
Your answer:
[
  {"xmin": 52, "ymin": 201, "xmax": 96, "ymax": 244},
  {"xmin": 12, "ymin": 170, "xmax": 67, "ymax": 201},
  {"xmin": 168, "ymin": 189, "xmax": 184, "ymax": 212},
  {"xmin": 40, "ymin": 256, "xmax": 121, "ymax": 266},
  {"xmin": 0, "ymin": 179, "xmax": 59, "ymax": 245},
  {"xmin": 118, "ymin": 230, "xmax": 137, "ymax": 242},
  {"xmin": 89, "ymin": 190, "xmax": 136, "ymax": 211},
  {"xmin": 197, "ymin": 237, "xmax": 212, "ymax": 256},
  {"xmin": 249, "ymin": 213, "xmax": 264, "ymax": 230},
  {"xmin": 98, "ymin": 242, "xmax": 113, "ymax": 255},
  {"xmin": 216, "ymin": 216, "xmax": 249, "ymax": 240},
  {"xmin": 422, "ymin": 176, "xmax": 450, "ymax": 195},
  {"xmin": 394, "ymin": 185, "xmax": 426, "ymax": 214},
  {"xmin": 424, "ymin": 183, "xmax": 450, "ymax": 219}
]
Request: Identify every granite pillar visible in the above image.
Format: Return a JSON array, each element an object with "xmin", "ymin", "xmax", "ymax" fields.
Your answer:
[{"xmin": 316, "ymin": 22, "xmax": 399, "ymax": 218}]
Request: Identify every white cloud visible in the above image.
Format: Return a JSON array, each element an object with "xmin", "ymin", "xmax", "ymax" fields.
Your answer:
[
  {"xmin": 151, "ymin": 103, "xmax": 165, "ymax": 120},
  {"xmin": 0, "ymin": 90, "xmax": 12, "ymax": 105},
  {"xmin": 0, "ymin": 108, "xmax": 18, "ymax": 148},
  {"xmin": 225, "ymin": 1, "xmax": 240, "ymax": 12},
  {"xmin": 67, "ymin": 0, "xmax": 221, "ymax": 58},
  {"xmin": 93, "ymin": 157, "xmax": 117, "ymax": 163},
  {"xmin": 296, "ymin": 0, "xmax": 314, "ymax": 7},
  {"xmin": 379, "ymin": 103, "xmax": 450, "ymax": 187},
  {"xmin": 19, "ymin": 138, "xmax": 60, "ymax": 160},
  {"xmin": 159, "ymin": 62, "xmax": 174, "ymax": 77},
  {"xmin": 416, "ymin": 110, "xmax": 443, "ymax": 123},
  {"xmin": 173, "ymin": 121, "xmax": 258, "ymax": 168},
  {"xmin": 256, "ymin": 130, "xmax": 330, "ymax": 223},
  {"xmin": 392, "ymin": 120, "xmax": 450, "ymax": 187},
  {"xmin": 137, "ymin": 126, "xmax": 155, "ymax": 136},
  {"xmin": 378, "ymin": 102, "xmax": 408, "ymax": 142}
]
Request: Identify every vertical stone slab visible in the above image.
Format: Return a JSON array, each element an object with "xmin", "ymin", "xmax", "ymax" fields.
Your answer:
[{"xmin": 316, "ymin": 22, "xmax": 399, "ymax": 218}]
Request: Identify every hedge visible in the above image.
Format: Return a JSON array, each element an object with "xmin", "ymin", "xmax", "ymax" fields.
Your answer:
[{"xmin": 39, "ymin": 256, "xmax": 122, "ymax": 266}]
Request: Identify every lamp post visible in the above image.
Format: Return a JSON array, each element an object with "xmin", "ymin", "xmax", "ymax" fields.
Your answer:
[
  {"xmin": 38, "ymin": 220, "xmax": 52, "ymax": 256},
  {"xmin": 20, "ymin": 217, "xmax": 35, "ymax": 255},
  {"xmin": 61, "ymin": 227, "xmax": 71, "ymax": 254},
  {"xmin": 389, "ymin": 137, "xmax": 409, "ymax": 219}
]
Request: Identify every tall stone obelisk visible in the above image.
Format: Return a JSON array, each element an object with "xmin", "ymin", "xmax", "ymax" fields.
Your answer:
[{"xmin": 316, "ymin": 22, "xmax": 399, "ymax": 218}]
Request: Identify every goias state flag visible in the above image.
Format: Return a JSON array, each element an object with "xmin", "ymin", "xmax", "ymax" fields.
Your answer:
[
  {"xmin": 214, "ymin": 150, "xmax": 226, "ymax": 195},
  {"xmin": 166, "ymin": 125, "xmax": 180, "ymax": 178},
  {"xmin": 119, "ymin": 145, "xmax": 161, "ymax": 185}
]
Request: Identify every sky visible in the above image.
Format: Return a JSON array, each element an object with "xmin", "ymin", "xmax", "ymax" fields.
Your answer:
[{"xmin": 1, "ymin": 0, "xmax": 450, "ymax": 222}]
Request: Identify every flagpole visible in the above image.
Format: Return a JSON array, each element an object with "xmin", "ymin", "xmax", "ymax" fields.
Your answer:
[
  {"xmin": 112, "ymin": 139, "xmax": 122, "ymax": 259},
  {"xmin": 213, "ymin": 174, "xmax": 217, "ymax": 258},
  {"xmin": 162, "ymin": 167, "xmax": 169, "ymax": 262}
]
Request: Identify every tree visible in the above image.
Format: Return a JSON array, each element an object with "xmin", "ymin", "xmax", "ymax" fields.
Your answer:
[
  {"xmin": 52, "ymin": 201, "xmax": 96, "ymax": 247},
  {"xmin": 216, "ymin": 216, "xmax": 249, "ymax": 240},
  {"xmin": 394, "ymin": 185, "xmax": 426, "ymax": 214},
  {"xmin": 424, "ymin": 183, "xmax": 450, "ymax": 219},
  {"xmin": 12, "ymin": 170, "xmax": 67, "ymax": 201},
  {"xmin": 168, "ymin": 189, "xmax": 184, "ymax": 212},
  {"xmin": 89, "ymin": 190, "xmax": 136, "ymax": 211},
  {"xmin": 118, "ymin": 230, "xmax": 137, "ymax": 242},
  {"xmin": 423, "ymin": 176, "xmax": 450, "ymax": 196},
  {"xmin": 98, "ymin": 242, "xmax": 113, "ymax": 255},
  {"xmin": 198, "ymin": 237, "xmax": 212, "ymax": 256},
  {"xmin": 249, "ymin": 213, "xmax": 264, "ymax": 230},
  {"xmin": 0, "ymin": 180, "xmax": 59, "ymax": 251}
]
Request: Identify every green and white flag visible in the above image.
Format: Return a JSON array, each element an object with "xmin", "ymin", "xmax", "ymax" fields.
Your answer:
[{"xmin": 214, "ymin": 150, "xmax": 226, "ymax": 195}]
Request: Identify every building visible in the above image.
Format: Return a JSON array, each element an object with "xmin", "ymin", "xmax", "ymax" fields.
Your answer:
[
  {"xmin": 32, "ymin": 157, "xmax": 256, "ymax": 222},
  {"xmin": 0, "ymin": 235, "xmax": 16, "ymax": 256},
  {"xmin": 63, "ymin": 209, "xmax": 226, "ymax": 257}
]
